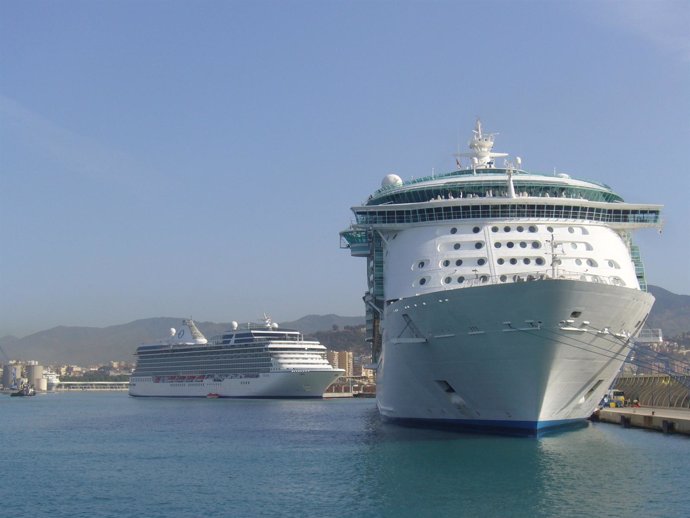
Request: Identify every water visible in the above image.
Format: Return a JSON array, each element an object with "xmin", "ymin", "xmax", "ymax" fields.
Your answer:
[{"xmin": 1, "ymin": 393, "xmax": 687, "ymax": 518}]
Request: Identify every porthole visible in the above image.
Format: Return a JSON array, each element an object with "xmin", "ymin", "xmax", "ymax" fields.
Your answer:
[
  {"xmin": 455, "ymin": 259, "xmax": 463, "ymax": 266},
  {"xmin": 450, "ymin": 227, "xmax": 458, "ymax": 234},
  {"xmin": 419, "ymin": 278, "xmax": 427, "ymax": 285},
  {"xmin": 532, "ymin": 241, "xmax": 541, "ymax": 249},
  {"xmin": 457, "ymin": 276, "xmax": 465, "ymax": 284},
  {"xmin": 479, "ymin": 275, "xmax": 488, "ymax": 283},
  {"xmin": 475, "ymin": 242, "xmax": 484, "ymax": 249},
  {"xmin": 504, "ymin": 226, "xmax": 511, "ymax": 232},
  {"xmin": 536, "ymin": 258, "xmax": 545, "ymax": 266},
  {"xmin": 510, "ymin": 258, "xmax": 518, "ymax": 265},
  {"xmin": 444, "ymin": 277, "xmax": 452, "ymax": 284},
  {"xmin": 443, "ymin": 259, "xmax": 450, "ymax": 267},
  {"xmin": 507, "ymin": 242, "xmax": 515, "ymax": 248},
  {"xmin": 491, "ymin": 226, "xmax": 499, "ymax": 233},
  {"xmin": 418, "ymin": 261, "xmax": 425, "ymax": 269},
  {"xmin": 477, "ymin": 258, "xmax": 486, "ymax": 266},
  {"xmin": 454, "ymin": 243, "xmax": 461, "ymax": 250},
  {"xmin": 473, "ymin": 226, "xmax": 481, "ymax": 233},
  {"xmin": 517, "ymin": 226, "xmax": 524, "ymax": 232},
  {"xmin": 547, "ymin": 226, "xmax": 554, "ymax": 233},
  {"xmin": 500, "ymin": 275, "xmax": 507, "ymax": 282},
  {"xmin": 575, "ymin": 258, "xmax": 582, "ymax": 265},
  {"xmin": 494, "ymin": 242, "xmax": 502, "ymax": 248},
  {"xmin": 529, "ymin": 226, "xmax": 537, "ymax": 233},
  {"xmin": 497, "ymin": 258, "xmax": 505, "ymax": 265},
  {"xmin": 607, "ymin": 260, "xmax": 615, "ymax": 268},
  {"xmin": 568, "ymin": 227, "xmax": 575, "ymax": 233},
  {"xmin": 523, "ymin": 258, "xmax": 531, "ymax": 265},
  {"xmin": 520, "ymin": 242, "xmax": 527, "ymax": 248},
  {"xmin": 587, "ymin": 259, "xmax": 598, "ymax": 267},
  {"xmin": 571, "ymin": 243, "xmax": 578, "ymax": 249}
]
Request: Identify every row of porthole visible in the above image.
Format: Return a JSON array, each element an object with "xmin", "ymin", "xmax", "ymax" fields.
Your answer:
[
  {"xmin": 451, "ymin": 225, "xmax": 587, "ymax": 236},
  {"xmin": 497, "ymin": 257, "xmax": 546, "ymax": 266},
  {"xmin": 491, "ymin": 225, "xmax": 539, "ymax": 233},
  {"xmin": 495, "ymin": 241, "xmax": 541, "ymax": 249}
]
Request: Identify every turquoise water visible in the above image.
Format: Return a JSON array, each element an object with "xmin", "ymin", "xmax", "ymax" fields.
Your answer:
[{"xmin": 1, "ymin": 393, "xmax": 687, "ymax": 517}]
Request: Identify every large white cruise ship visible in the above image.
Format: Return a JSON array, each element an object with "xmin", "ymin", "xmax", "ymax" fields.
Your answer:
[
  {"xmin": 129, "ymin": 318, "xmax": 343, "ymax": 398},
  {"xmin": 340, "ymin": 120, "xmax": 662, "ymax": 435}
]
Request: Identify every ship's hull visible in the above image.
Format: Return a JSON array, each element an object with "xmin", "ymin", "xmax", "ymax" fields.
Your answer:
[
  {"xmin": 129, "ymin": 369, "xmax": 341, "ymax": 398},
  {"xmin": 377, "ymin": 279, "xmax": 654, "ymax": 436}
]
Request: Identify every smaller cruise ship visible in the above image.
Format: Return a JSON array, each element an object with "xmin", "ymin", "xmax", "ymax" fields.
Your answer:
[{"xmin": 129, "ymin": 318, "xmax": 344, "ymax": 398}]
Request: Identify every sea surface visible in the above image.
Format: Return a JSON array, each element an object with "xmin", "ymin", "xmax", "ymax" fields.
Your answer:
[{"xmin": 1, "ymin": 392, "xmax": 687, "ymax": 518}]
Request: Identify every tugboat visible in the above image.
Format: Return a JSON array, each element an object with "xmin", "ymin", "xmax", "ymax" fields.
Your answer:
[{"xmin": 10, "ymin": 384, "xmax": 36, "ymax": 397}]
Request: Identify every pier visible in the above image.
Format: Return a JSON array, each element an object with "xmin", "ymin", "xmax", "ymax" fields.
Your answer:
[{"xmin": 595, "ymin": 407, "xmax": 690, "ymax": 435}]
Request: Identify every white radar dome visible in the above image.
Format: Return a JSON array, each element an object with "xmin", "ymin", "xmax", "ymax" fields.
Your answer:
[
  {"xmin": 170, "ymin": 328, "xmax": 176, "ymax": 337},
  {"xmin": 381, "ymin": 174, "xmax": 403, "ymax": 188},
  {"xmin": 272, "ymin": 322, "xmax": 279, "ymax": 329},
  {"xmin": 231, "ymin": 321, "xmax": 238, "ymax": 330}
]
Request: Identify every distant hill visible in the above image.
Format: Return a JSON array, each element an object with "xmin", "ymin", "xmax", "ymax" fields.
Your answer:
[
  {"xmin": 646, "ymin": 286, "xmax": 690, "ymax": 338},
  {"xmin": 1, "ymin": 284, "xmax": 687, "ymax": 365},
  {"xmin": 0, "ymin": 315, "xmax": 364, "ymax": 366}
]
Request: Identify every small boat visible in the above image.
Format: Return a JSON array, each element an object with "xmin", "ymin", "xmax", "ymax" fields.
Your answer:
[{"xmin": 10, "ymin": 384, "xmax": 36, "ymax": 397}]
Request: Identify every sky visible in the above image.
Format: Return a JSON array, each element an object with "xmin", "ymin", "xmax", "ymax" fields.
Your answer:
[{"xmin": 1, "ymin": 0, "xmax": 689, "ymax": 338}]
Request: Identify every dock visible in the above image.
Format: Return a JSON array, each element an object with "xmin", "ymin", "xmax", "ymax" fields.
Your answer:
[{"xmin": 594, "ymin": 407, "xmax": 690, "ymax": 435}]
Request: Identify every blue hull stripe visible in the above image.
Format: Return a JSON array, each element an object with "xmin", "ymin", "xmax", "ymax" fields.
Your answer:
[{"xmin": 383, "ymin": 416, "xmax": 588, "ymax": 437}]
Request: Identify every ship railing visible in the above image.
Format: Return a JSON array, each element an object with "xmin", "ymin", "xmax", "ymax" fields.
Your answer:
[{"xmin": 457, "ymin": 269, "xmax": 627, "ymax": 289}]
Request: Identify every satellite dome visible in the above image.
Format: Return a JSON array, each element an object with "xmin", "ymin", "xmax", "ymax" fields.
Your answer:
[
  {"xmin": 231, "ymin": 321, "xmax": 238, "ymax": 331},
  {"xmin": 170, "ymin": 328, "xmax": 176, "ymax": 336},
  {"xmin": 381, "ymin": 174, "xmax": 403, "ymax": 188},
  {"xmin": 272, "ymin": 322, "xmax": 279, "ymax": 329}
]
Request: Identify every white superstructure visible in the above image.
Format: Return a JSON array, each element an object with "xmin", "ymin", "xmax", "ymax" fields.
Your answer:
[
  {"xmin": 129, "ymin": 318, "xmax": 344, "ymax": 398},
  {"xmin": 341, "ymin": 120, "xmax": 662, "ymax": 435}
]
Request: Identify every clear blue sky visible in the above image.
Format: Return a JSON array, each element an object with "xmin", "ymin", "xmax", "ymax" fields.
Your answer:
[{"xmin": 1, "ymin": 0, "xmax": 689, "ymax": 338}]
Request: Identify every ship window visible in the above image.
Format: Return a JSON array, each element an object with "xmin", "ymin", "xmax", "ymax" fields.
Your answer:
[
  {"xmin": 587, "ymin": 259, "xmax": 598, "ymax": 267},
  {"xmin": 418, "ymin": 261, "xmax": 425, "ymax": 268},
  {"xmin": 475, "ymin": 242, "xmax": 484, "ymax": 249},
  {"xmin": 444, "ymin": 277, "xmax": 452, "ymax": 284},
  {"xmin": 457, "ymin": 276, "xmax": 465, "ymax": 283},
  {"xmin": 419, "ymin": 278, "xmax": 427, "ymax": 285},
  {"xmin": 568, "ymin": 227, "xmax": 575, "ymax": 233},
  {"xmin": 497, "ymin": 258, "xmax": 505, "ymax": 265},
  {"xmin": 571, "ymin": 243, "xmax": 578, "ymax": 249},
  {"xmin": 507, "ymin": 242, "xmax": 514, "ymax": 248},
  {"xmin": 456, "ymin": 259, "xmax": 463, "ymax": 266},
  {"xmin": 547, "ymin": 226, "xmax": 554, "ymax": 233},
  {"xmin": 523, "ymin": 258, "xmax": 531, "ymax": 265},
  {"xmin": 529, "ymin": 226, "xmax": 538, "ymax": 233},
  {"xmin": 480, "ymin": 275, "xmax": 488, "ymax": 283},
  {"xmin": 571, "ymin": 311, "xmax": 582, "ymax": 318},
  {"xmin": 500, "ymin": 275, "xmax": 507, "ymax": 282},
  {"xmin": 517, "ymin": 226, "xmax": 524, "ymax": 232},
  {"xmin": 473, "ymin": 226, "xmax": 481, "ymax": 233},
  {"xmin": 536, "ymin": 258, "xmax": 545, "ymax": 265},
  {"xmin": 510, "ymin": 258, "xmax": 517, "ymax": 265},
  {"xmin": 492, "ymin": 226, "xmax": 499, "ymax": 232},
  {"xmin": 450, "ymin": 227, "xmax": 458, "ymax": 234},
  {"xmin": 504, "ymin": 226, "xmax": 511, "ymax": 232},
  {"xmin": 520, "ymin": 242, "xmax": 527, "ymax": 248},
  {"xmin": 477, "ymin": 258, "xmax": 486, "ymax": 266},
  {"xmin": 436, "ymin": 380, "xmax": 456, "ymax": 393},
  {"xmin": 494, "ymin": 242, "xmax": 502, "ymax": 248},
  {"xmin": 575, "ymin": 258, "xmax": 582, "ymax": 265},
  {"xmin": 532, "ymin": 241, "xmax": 541, "ymax": 249},
  {"xmin": 454, "ymin": 243, "xmax": 461, "ymax": 250},
  {"xmin": 443, "ymin": 259, "xmax": 450, "ymax": 267}
]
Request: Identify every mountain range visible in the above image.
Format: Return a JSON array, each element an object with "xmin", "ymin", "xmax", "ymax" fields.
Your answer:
[{"xmin": 1, "ymin": 285, "xmax": 688, "ymax": 366}]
